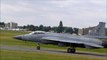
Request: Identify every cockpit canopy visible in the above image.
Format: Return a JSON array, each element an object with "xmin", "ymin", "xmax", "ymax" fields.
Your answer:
[{"xmin": 29, "ymin": 31, "xmax": 46, "ymax": 35}]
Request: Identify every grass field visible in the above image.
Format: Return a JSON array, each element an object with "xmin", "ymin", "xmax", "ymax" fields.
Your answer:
[
  {"xmin": 1, "ymin": 50, "xmax": 106, "ymax": 60},
  {"xmin": 0, "ymin": 30, "xmax": 107, "ymax": 60}
]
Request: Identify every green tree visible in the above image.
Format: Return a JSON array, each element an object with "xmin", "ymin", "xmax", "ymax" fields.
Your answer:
[
  {"xmin": 22, "ymin": 25, "xmax": 27, "ymax": 29},
  {"xmin": 65, "ymin": 27, "xmax": 73, "ymax": 34},
  {"xmin": 35, "ymin": 26, "xmax": 39, "ymax": 31},
  {"xmin": 73, "ymin": 28, "xmax": 79, "ymax": 35},
  {"xmin": 44, "ymin": 26, "xmax": 51, "ymax": 32},
  {"xmin": 26, "ymin": 25, "xmax": 35, "ymax": 31},
  {"xmin": 57, "ymin": 21, "xmax": 64, "ymax": 33},
  {"xmin": 39, "ymin": 25, "xmax": 44, "ymax": 31},
  {"xmin": 52, "ymin": 27, "xmax": 58, "ymax": 32},
  {"xmin": 0, "ymin": 22, "xmax": 5, "ymax": 27}
]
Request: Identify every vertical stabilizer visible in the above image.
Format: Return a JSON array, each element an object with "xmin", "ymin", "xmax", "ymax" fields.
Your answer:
[{"xmin": 89, "ymin": 22, "xmax": 105, "ymax": 36}]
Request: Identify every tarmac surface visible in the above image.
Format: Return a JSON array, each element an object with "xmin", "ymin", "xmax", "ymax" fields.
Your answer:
[{"xmin": 0, "ymin": 45, "xmax": 107, "ymax": 58}]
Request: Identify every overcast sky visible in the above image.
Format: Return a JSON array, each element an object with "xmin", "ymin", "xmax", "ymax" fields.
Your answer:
[{"xmin": 1, "ymin": 0, "xmax": 107, "ymax": 28}]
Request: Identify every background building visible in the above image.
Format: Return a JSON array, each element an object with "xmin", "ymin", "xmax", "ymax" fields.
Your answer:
[
  {"xmin": 5, "ymin": 22, "xmax": 18, "ymax": 29},
  {"xmin": 89, "ymin": 22, "xmax": 105, "ymax": 36},
  {"xmin": 106, "ymin": 28, "xmax": 107, "ymax": 36},
  {"xmin": 78, "ymin": 22, "xmax": 107, "ymax": 36},
  {"xmin": 78, "ymin": 29, "xmax": 83, "ymax": 35}
]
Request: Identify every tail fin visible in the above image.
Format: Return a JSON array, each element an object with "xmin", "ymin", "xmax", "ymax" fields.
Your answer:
[{"xmin": 88, "ymin": 22, "xmax": 105, "ymax": 36}]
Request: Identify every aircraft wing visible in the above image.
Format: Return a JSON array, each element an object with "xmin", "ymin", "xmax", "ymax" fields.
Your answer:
[
  {"xmin": 42, "ymin": 37, "xmax": 103, "ymax": 48},
  {"xmin": 42, "ymin": 37, "xmax": 83, "ymax": 44}
]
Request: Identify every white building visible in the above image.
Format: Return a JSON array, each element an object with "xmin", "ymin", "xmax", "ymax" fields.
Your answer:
[
  {"xmin": 89, "ymin": 22, "xmax": 105, "ymax": 36},
  {"xmin": 78, "ymin": 22, "xmax": 106, "ymax": 36},
  {"xmin": 5, "ymin": 22, "xmax": 18, "ymax": 29}
]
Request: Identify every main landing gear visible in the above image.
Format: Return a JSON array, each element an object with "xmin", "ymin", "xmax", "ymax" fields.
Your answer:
[
  {"xmin": 67, "ymin": 47, "xmax": 76, "ymax": 53},
  {"xmin": 67, "ymin": 44, "xmax": 76, "ymax": 53},
  {"xmin": 36, "ymin": 43, "xmax": 40, "ymax": 50}
]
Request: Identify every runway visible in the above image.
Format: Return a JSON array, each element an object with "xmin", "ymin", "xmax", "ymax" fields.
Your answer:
[{"xmin": 0, "ymin": 45, "xmax": 107, "ymax": 58}]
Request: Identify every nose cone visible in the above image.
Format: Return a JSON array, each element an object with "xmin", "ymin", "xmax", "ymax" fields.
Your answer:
[{"xmin": 13, "ymin": 35, "xmax": 22, "ymax": 40}]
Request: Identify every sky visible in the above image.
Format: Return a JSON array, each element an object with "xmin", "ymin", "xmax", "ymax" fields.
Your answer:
[{"xmin": 1, "ymin": 0, "xmax": 107, "ymax": 28}]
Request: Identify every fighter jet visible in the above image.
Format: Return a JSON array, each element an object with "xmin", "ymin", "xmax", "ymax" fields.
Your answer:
[
  {"xmin": 14, "ymin": 22, "xmax": 107, "ymax": 53},
  {"xmin": 14, "ymin": 31, "xmax": 103, "ymax": 53}
]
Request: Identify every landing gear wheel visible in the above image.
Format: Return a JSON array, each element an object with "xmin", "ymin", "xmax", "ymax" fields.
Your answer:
[
  {"xmin": 67, "ymin": 48, "xmax": 76, "ymax": 53},
  {"xmin": 36, "ymin": 42, "xmax": 40, "ymax": 50},
  {"xmin": 71, "ymin": 48, "xmax": 76, "ymax": 53},
  {"xmin": 67, "ymin": 48, "xmax": 71, "ymax": 53},
  {"xmin": 36, "ymin": 46, "xmax": 40, "ymax": 50}
]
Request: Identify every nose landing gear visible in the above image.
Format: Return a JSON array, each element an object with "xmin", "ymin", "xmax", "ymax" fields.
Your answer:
[{"xmin": 36, "ymin": 43, "xmax": 40, "ymax": 50}]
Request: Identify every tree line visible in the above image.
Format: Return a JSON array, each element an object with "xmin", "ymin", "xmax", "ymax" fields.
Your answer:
[
  {"xmin": 18, "ymin": 21, "xmax": 78, "ymax": 34},
  {"xmin": 0, "ymin": 21, "xmax": 78, "ymax": 34}
]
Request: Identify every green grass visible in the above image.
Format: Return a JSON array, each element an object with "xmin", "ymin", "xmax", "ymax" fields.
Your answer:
[
  {"xmin": 1, "ymin": 50, "xmax": 106, "ymax": 60},
  {"xmin": 0, "ymin": 30, "xmax": 107, "ymax": 54}
]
